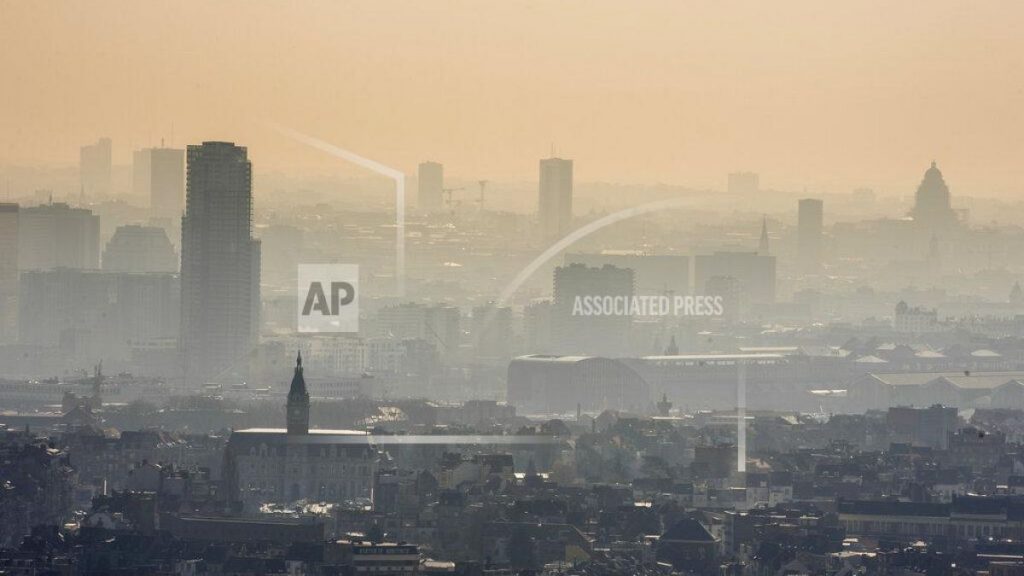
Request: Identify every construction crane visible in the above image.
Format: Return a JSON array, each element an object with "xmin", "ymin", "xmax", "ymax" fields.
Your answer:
[
  {"xmin": 442, "ymin": 187, "xmax": 464, "ymax": 210},
  {"xmin": 476, "ymin": 180, "xmax": 489, "ymax": 213}
]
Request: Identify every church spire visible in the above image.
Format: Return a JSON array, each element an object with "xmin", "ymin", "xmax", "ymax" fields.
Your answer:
[
  {"xmin": 287, "ymin": 351, "xmax": 309, "ymax": 435},
  {"xmin": 758, "ymin": 215, "xmax": 770, "ymax": 255}
]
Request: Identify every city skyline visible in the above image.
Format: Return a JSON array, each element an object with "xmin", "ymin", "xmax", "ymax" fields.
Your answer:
[{"xmin": 1, "ymin": 1, "xmax": 1023, "ymax": 197}]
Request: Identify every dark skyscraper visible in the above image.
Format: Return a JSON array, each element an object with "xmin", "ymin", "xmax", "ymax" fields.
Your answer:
[
  {"xmin": 180, "ymin": 142, "xmax": 261, "ymax": 384},
  {"xmin": 539, "ymin": 157, "xmax": 573, "ymax": 240},
  {"xmin": 798, "ymin": 198, "xmax": 823, "ymax": 273}
]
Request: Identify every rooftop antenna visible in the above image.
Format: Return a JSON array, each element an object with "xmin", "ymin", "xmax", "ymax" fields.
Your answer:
[{"xmin": 477, "ymin": 180, "xmax": 488, "ymax": 213}]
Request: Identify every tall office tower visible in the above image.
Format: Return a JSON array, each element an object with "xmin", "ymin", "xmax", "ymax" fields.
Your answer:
[
  {"xmin": 80, "ymin": 138, "xmax": 112, "ymax": 199},
  {"xmin": 102, "ymin": 224, "xmax": 178, "ymax": 273},
  {"xmin": 417, "ymin": 161, "xmax": 444, "ymax": 212},
  {"xmin": 539, "ymin": 157, "xmax": 573, "ymax": 240},
  {"xmin": 133, "ymin": 147, "xmax": 185, "ymax": 220},
  {"xmin": 911, "ymin": 161, "xmax": 958, "ymax": 232},
  {"xmin": 797, "ymin": 198, "xmax": 824, "ymax": 273},
  {"xmin": 0, "ymin": 204, "xmax": 18, "ymax": 344},
  {"xmin": 551, "ymin": 263, "xmax": 633, "ymax": 356},
  {"xmin": 728, "ymin": 171, "xmax": 759, "ymax": 195},
  {"xmin": 17, "ymin": 203, "xmax": 100, "ymax": 270},
  {"xmin": 180, "ymin": 142, "xmax": 261, "ymax": 384}
]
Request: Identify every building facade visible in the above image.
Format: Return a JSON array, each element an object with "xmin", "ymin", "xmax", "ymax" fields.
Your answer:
[
  {"xmin": 417, "ymin": 161, "xmax": 443, "ymax": 212},
  {"xmin": 180, "ymin": 142, "xmax": 261, "ymax": 384},
  {"xmin": 102, "ymin": 224, "xmax": 178, "ymax": 273},
  {"xmin": 133, "ymin": 146, "xmax": 185, "ymax": 223},
  {"xmin": 551, "ymin": 263, "xmax": 634, "ymax": 356},
  {"xmin": 80, "ymin": 138, "xmax": 112, "ymax": 199},
  {"xmin": 224, "ymin": 355, "xmax": 379, "ymax": 508},
  {"xmin": 17, "ymin": 203, "xmax": 100, "ymax": 271},
  {"xmin": 0, "ymin": 204, "xmax": 17, "ymax": 344},
  {"xmin": 798, "ymin": 198, "xmax": 823, "ymax": 274},
  {"xmin": 539, "ymin": 157, "xmax": 573, "ymax": 240}
]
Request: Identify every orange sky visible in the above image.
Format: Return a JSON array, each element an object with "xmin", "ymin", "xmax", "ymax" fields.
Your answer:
[{"xmin": 1, "ymin": 1, "xmax": 1022, "ymax": 196}]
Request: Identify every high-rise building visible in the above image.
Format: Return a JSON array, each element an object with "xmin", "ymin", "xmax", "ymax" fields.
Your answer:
[
  {"xmin": 417, "ymin": 161, "xmax": 444, "ymax": 212},
  {"xmin": 728, "ymin": 171, "xmax": 759, "ymax": 195},
  {"xmin": 551, "ymin": 263, "xmax": 633, "ymax": 356},
  {"xmin": 911, "ymin": 161, "xmax": 958, "ymax": 231},
  {"xmin": 180, "ymin": 142, "xmax": 261, "ymax": 384},
  {"xmin": 80, "ymin": 138, "xmax": 112, "ymax": 199},
  {"xmin": 133, "ymin": 147, "xmax": 185, "ymax": 221},
  {"xmin": 798, "ymin": 198, "xmax": 824, "ymax": 273},
  {"xmin": 17, "ymin": 203, "xmax": 100, "ymax": 271},
  {"xmin": 0, "ymin": 204, "xmax": 18, "ymax": 344},
  {"xmin": 102, "ymin": 224, "xmax": 178, "ymax": 274},
  {"xmin": 539, "ymin": 157, "xmax": 573, "ymax": 240}
]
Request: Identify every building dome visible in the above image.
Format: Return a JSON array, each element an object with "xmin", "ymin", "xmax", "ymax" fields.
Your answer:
[{"xmin": 911, "ymin": 161, "xmax": 956, "ymax": 230}]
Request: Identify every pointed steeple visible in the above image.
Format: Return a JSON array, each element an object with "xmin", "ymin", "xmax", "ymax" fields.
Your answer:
[
  {"xmin": 289, "ymin": 351, "xmax": 307, "ymax": 399},
  {"xmin": 286, "ymin": 351, "xmax": 310, "ymax": 435},
  {"xmin": 758, "ymin": 216, "xmax": 770, "ymax": 255},
  {"xmin": 657, "ymin": 393, "xmax": 673, "ymax": 417},
  {"xmin": 664, "ymin": 335, "xmax": 679, "ymax": 356},
  {"xmin": 1011, "ymin": 282, "xmax": 1023, "ymax": 305}
]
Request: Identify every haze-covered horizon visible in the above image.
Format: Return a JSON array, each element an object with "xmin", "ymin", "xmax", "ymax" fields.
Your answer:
[{"xmin": 3, "ymin": 1, "xmax": 1023, "ymax": 197}]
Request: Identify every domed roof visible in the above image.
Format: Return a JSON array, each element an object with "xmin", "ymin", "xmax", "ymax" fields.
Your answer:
[
  {"xmin": 920, "ymin": 161, "xmax": 948, "ymax": 190},
  {"xmin": 911, "ymin": 161, "xmax": 954, "ymax": 225}
]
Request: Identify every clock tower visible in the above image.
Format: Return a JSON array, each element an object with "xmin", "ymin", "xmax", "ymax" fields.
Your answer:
[{"xmin": 286, "ymin": 351, "xmax": 310, "ymax": 435}]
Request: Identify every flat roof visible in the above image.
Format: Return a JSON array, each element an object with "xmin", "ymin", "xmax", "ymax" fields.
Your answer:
[
  {"xmin": 641, "ymin": 353, "xmax": 785, "ymax": 361},
  {"xmin": 232, "ymin": 429, "xmax": 563, "ymax": 446},
  {"xmin": 869, "ymin": 371, "xmax": 1024, "ymax": 389}
]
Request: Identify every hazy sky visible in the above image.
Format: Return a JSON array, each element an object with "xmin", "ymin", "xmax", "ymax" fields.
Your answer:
[{"xmin": 1, "ymin": 1, "xmax": 1022, "ymax": 196}]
